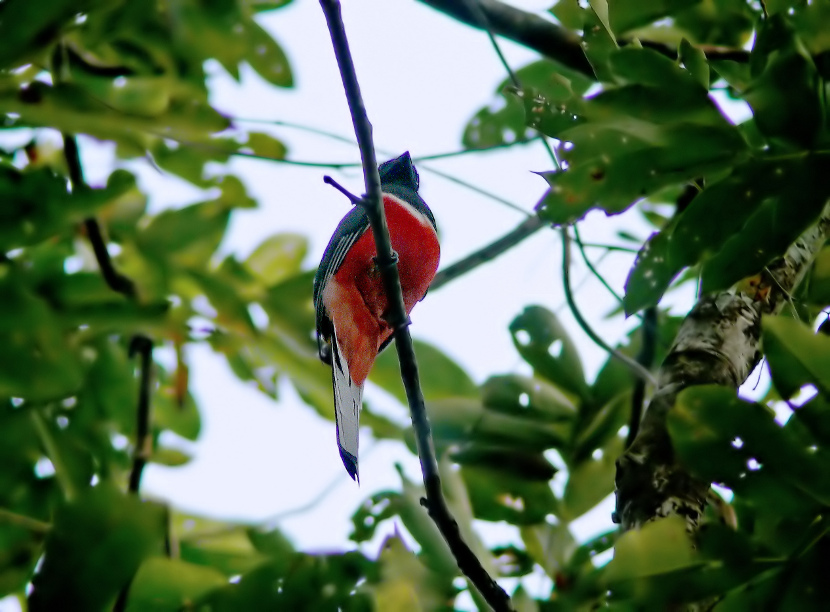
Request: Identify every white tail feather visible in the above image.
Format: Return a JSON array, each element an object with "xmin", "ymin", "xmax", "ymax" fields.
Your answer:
[{"xmin": 332, "ymin": 327, "xmax": 362, "ymax": 481}]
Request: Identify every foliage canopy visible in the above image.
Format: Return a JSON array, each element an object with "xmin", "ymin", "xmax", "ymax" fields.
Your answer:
[{"xmin": 3, "ymin": 0, "xmax": 830, "ymax": 610}]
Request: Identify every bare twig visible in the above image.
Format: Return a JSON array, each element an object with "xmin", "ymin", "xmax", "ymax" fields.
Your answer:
[
  {"xmin": 319, "ymin": 1, "xmax": 511, "ymax": 609},
  {"xmin": 431, "ymin": 215, "xmax": 545, "ymax": 291},
  {"xmin": 62, "ymin": 134, "xmax": 136, "ymax": 298},
  {"xmin": 127, "ymin": 335, "xmax": 154, "ymax": 494}
]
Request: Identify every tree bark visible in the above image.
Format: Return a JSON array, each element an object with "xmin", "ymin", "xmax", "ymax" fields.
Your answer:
[{"xmin": 614, "ymin": 204, "xmax": 830, "ymax": 532}]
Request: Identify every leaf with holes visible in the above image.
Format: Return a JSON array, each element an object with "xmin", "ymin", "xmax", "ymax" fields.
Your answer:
[
  {"xmin": 623, "ymin": 229, "xmax": 676, "ymax": 315},
  {"xmin": 462, "ymin": 464, "xmax": 559, "ymax": 525},
  {"xmin": 510, "ymin": 306, "xmax": 588, "ymax": 399},
  {"xmin": 482, "ymin": 375, "xmax": 577, "ymax": 421},
  {"xmin": 670, "ymin": 385, "xmax": 830, "ymax": 507},
  {"xmin": 463, "ymin": 59, "xmax": 593, "ymax": 149}
]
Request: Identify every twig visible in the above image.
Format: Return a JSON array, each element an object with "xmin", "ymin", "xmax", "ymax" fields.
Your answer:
[
  {"xmin": 431, "ymin": 215, "xmax": 545, "ymax": 291},
  {"xmin": 319, "ymin": 1, "xmax": 512, "ymax": 609},
  {"xmin": 62, "ymin": 134, "xmax": 136, "ymax": 298},
  {"xmin": 234, "ymin": 115, "xmax": 534, "ymax": 161},
  {"xmin": 127, "ymin": 335, "xmax": 154, "ymax": 494},
  {"xmin": 561, "ymin": 229, "xmax": 657, "ymax": 386},
  {"xmin": 323, "ymin": 175, "xmax": 362, "ymax": 204},
  {"xmin": 0, "ymin": 507, "xmax": 51, "ymax": 534},
  {"xmin": 572, "ymin": 225, "xmax": 629, "ymax": 309},
  {"xmin": 151, "ymin": 132, "xmax": 532, "ymax": 216}
]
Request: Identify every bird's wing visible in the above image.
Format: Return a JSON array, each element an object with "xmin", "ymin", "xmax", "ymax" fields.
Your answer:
[
  {"xmin": 331, "ymin": 324, "xmax": 362, "ymax": 481},
  {"xmin": 313, "ymin": 206, "xmax": 370, "ymax": 360}
]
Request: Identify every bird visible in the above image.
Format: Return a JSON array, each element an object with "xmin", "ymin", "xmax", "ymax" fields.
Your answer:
[{"xmin": 313, "ymin": 152, "xmax": 440, "ymax": 481}]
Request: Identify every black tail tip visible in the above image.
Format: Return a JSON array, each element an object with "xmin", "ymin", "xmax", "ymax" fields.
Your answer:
[{"xmin": 339, "ymin": 448, "xmax": 359, "ymax": 483}]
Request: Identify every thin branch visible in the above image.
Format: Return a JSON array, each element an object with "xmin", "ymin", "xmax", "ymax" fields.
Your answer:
[
  {"xmin": 418, "ymin": 0, "xmax": 749, "ymax": 75},
  {"xmin": 319, "ymin": 1, "xmax": 511, "ymax": 609},
  {"xmin": 419, "ymin": 0, "xmax": 594, "ymax": 75},
  {"xmin": 431, "ymin": 215, "xmax": 545, "ymax": 291},
  {"xmin": 234, "ymin": 115, "xmax": 535, "ymax": 161},
  {"xmin": 572, "ymin": 225, "xmax": 628, "ymax": 308},
  {"xmin": 127, "ymin": 335, "xmax": 154, "ymax": 494},
  {"xmin": 152, "ymin": 132, "xmax": 532, "ymax": 216},
  {"xmin": 0, "ymin": 507, "xmax": 51, "ymax": 534},
  {"xmin": 561, "ymin": 229, "xmax": 657, "ymax": 386},
  {"xmin": 62, "ymin": 134, "xmax": 136, "ymax": 298}
]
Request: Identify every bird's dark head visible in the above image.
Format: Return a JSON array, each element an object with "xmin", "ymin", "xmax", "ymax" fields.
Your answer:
[{"xmin": 379, "ymin": 151, "xmax": 419, "ymax": 192}]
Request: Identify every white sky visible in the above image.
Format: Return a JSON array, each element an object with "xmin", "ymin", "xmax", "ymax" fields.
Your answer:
[{"xmin": 0, "ymin": 0, "xmax": 765, "ymax": 609}]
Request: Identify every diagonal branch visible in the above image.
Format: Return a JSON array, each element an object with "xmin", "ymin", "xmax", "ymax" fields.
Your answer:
[
  {"xmin": 62, "ymin": 134, "xmax": 136, "ymax": 298},
  {"xmin": 319, "ymin": 1, "xmax": 512, "ymax": 609},
  {"xmin": 418, "ymin": 0, "xmax": 593, "ymax": 75},
  {"xmin": 418, "ymin": 0, "xmax": 750, "ymax": 76},
  {"xmin": 431, "ymin": 215, "xmax": 545, "ymax": 291},
  {"xmin": 614, "ymin": 203, "xmax": 830, "ymax": 532}
]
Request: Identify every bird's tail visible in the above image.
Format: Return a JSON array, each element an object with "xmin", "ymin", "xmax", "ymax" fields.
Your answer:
[{"xmin": 331, "ymin": 327, "xmax": 362, "ymax": 481}]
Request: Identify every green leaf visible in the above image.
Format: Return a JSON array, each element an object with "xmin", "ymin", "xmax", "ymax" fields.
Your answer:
[
  {"xmin": 604, "ymin": 515, "xmax": 695, "ymax": 581},
  {"xmin": 372, "ymin": 535, "xmax": 456, "ymax": 612},
  {"xmin": 463, "ymin": 463, "xmax": 558, "ymax": 525},
  {"xmin": 806, "ymin": 245, "xmax": 830, "ymax": 305},
  {"xmin": 509, "ymin": 306, "xmax": 589, "ymax": 399},
  {"xmin": 549, "ymin": 0, "xmax": 583, "ymax": 30},
  {"xmin": 0, "ymin": 274, "xmax": 84, "ymax": 401},
  {"xmin": 150, "ymin": 447, "xmax": 191, "ymax": 466},
  {"xmin": 464, "ymin": 59, "xmax": 593, "ymax": 149},
  {"xmin": 0, "ymin": 82, "xmax": 230, "ymax": 151},
  {"xmin": 244, "ymin": 21, "xmax": 293, "ymax": 87},
  {"xmin": 608, "ymin": 0, "xmax": 700, "ymax": 35},
  {"xmin": 371, "ymin": 339, "xmax": 478, "ymax": 403},
  {"xmin": 125, "ymin": 557, "xmax": 226, "ymax": 611},
  {"xmin": 666, "ymin": 155, "xmax": 830, "ymax": 294},
  {"xmin": 679, "ymin": 39, "xmax": 709, "ymax": 89},
  {"xmin": 29, "ymin": 485, "xmax": 165, "ymax": 611},
  {"xmin": 520, "ymin": 521, "xmax": 578, "ymax": 578},
  {"xmin": 572, "ymin": 392, "xmax": 630, "ymax": 460},
  {"xmin": 623, "ymin": 228, "xmax": 679, "ymax": 315},
  {"xmin": 700, "ymin": 170, "xmax": 830, "ymax": 292},
  {"xmin": 244, "ymin": 132, "xmax": 288, "ymax": 160},
  {"xmin": 0, "ymin": 0, "xmax": 107, "ymax": 70},
  {"xmin": 670, "ymin": 385, "xmax": 830, "ymax": 507},
  {"xmin": 745, "ymin": 16, "xmax": 823, "ymax": 148},
  {"xmin": 0, "ymin": 166, "xmax": 133, "ymax": 251},
  {"xmin": 482, "ymin": 374, "xmax": 577, "ymax": 422},
  {"xmin": 588, "ymin": 0, "xmax": 615, "ymax": 41},
  {"xmin": 763, "ymin": 315, "xmax": 830, "ymax": 399},
  {"xmin": 450, "ymin": 444, "xmax": 557, "ymax": 481},
  {"xmin": 537, "ymin": 49, "xmax": 745, "ymax": 224},
  {"xmin": 562, "ymin": 436, "xmax": 623, "ymax": 520},
  {"xmin": 137, "ymin": 199, "xmax": 232, "ymax": 269}
]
